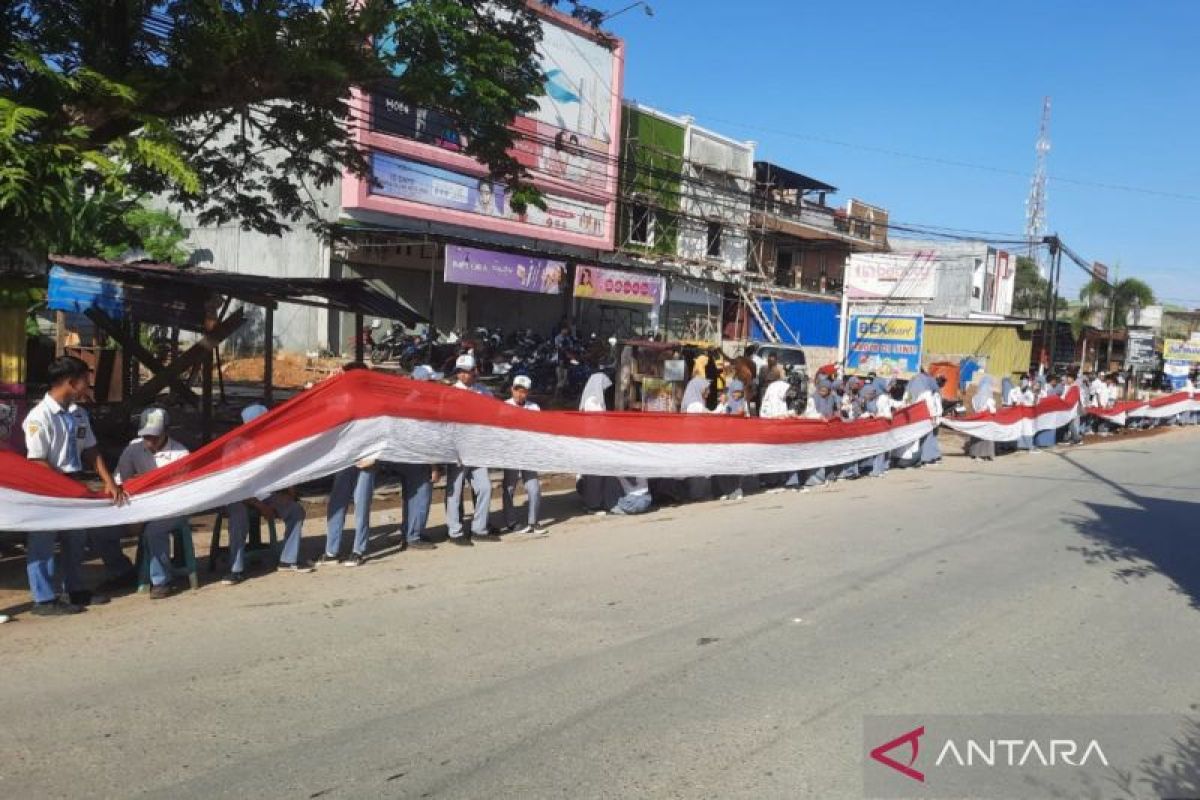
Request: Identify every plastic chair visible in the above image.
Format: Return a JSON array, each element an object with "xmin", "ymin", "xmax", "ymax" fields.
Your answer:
[
  {"xmin": 135, "ymin": 521, "xmax": 199, "ymax": 592},
  {"xmin": 208, "ymin": 507, "xmax": 279, "ymax": 573}
]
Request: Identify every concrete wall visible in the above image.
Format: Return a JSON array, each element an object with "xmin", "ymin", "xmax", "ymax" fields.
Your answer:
[
  {"xmin": 890, "ymin": 239, "xmax": 1016, "ymax": 318},
  {"xmin": 164, "ymin": 180, "xmax": 341, "ymax": 355}
]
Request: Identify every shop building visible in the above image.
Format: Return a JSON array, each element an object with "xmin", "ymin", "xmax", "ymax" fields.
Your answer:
[{"xmin": 175, "ymin": 3, "xmax": 625, "ymax": 352}]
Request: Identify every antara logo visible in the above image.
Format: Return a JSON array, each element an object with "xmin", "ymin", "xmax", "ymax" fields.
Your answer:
[
  {"xmin": 935, "ymin": 738, "xmax": 1108, "ymax": 767},
  {"xmin": 869, "ymin": 724, "xmax": 1111, "ymax": 784},
  {"xmin": 870, "ymin": 726, "xmax": 925, "ymax": 783}
]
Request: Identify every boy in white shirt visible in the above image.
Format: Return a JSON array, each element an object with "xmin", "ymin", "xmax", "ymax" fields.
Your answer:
[
  {"xmin": 501, "ymin": 376, "xmax": 547, "ymax": 537},
  {"xmin": 115, "ymin": 407, "xmax": 190, "ymax": 599}
]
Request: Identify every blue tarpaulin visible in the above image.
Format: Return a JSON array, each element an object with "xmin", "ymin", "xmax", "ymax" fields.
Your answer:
[{"xmin": 749, "ymin": 297, "xmax": 840, "ymax": 347}]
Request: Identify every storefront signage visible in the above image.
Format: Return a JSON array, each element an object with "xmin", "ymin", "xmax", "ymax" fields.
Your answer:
[
  {"xmin": 1125, "ymin": 330, "xmax": 1156, "ymax": 368},
  {"xmin": 1163, "ymin": 338, "xmax": 1200, "ymax": 363},
  {"xmin": 845, "ymin": 252, "xmax": 938, "ymax": 300},
  {"xmin": 573, "ymin": 265, "xmax": 664, "ymax": 306},
  {"xmin": 369, "ymin": 152, "xmax": 607, "ymax": 238},
  {"xmin": 443, "ymin": 246, "xmax": 566, "ymax": 295},
  {"xmin": 847, "ymin": 313, "xmax": 925, "ymax": 377}
]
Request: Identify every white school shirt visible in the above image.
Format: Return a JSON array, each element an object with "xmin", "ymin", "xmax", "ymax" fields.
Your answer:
[
  {"xmin": 23, "ymin": 394, "xmax": 97, "ymax": 474},
  {"xmin": 453, "ymin": 380, "xmax": 492, "ymax": 397},
  {"xmin": 1089, "ymin": 379, "xmax": 1106, "ymax": 407},
  {"xmin": 1007, "ymin": 387, "xmax": 1025, "ymax": 407},
  {"xmin": 874, "ymin": 394, "xmax": 896, "ymax": 420},
  {"xmin": 505, "ymin": 398, "xmax": 541, "ymax": 412},
  {"xmin": 115, "ymin": 437, "xmax": 190, "ymax": 484}
]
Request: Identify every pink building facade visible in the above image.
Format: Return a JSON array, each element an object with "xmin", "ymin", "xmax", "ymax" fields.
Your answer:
[{"xmin": 341, "ymin": 4, "xmax": 624, "ymax": 253}]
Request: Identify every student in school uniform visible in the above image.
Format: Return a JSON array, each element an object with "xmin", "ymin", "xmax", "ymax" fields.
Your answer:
[
  {"xmin": 320, "ymin": 362, "xmax": 379, "ymax": 567},
  {"xmin": 501, "ymin": 375, "xmax": 548, "ymax": 537},
  {"xmin": 221, "ymin": 403, "xmax": 315, "ymax": 585},
  {"xmin": 21, "ymin": 356, "xmax": 126, "ymax": 615},
  {"xmin": 114, "ymin": 407, "xmax": 190, "ymax": 599},
  {"xmin": 445, "ymin": 354, "xmax": 498, "ymax": 544}
]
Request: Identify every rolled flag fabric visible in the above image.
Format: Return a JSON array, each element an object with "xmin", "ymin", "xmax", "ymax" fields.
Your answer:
[
  {"xmin": 1127, "ymin": 391, "xmax": 1193, "ymax": 420},
  {"xmin": 942, "ymin": 387, "xmax": 1080, "ymax": 442},
  {"xmin": 0, "ymin": 370, "xmax": 934, "ymax": 531},
  {"xmin": 1089, "ymin": 400, "xmax": 1148, "ymax": 428}
]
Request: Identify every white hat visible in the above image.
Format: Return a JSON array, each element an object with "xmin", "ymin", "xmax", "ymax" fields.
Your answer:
[
  {"xmin": 512, "ymin": 375, "xmax": 532, "ymax": 389},
  {"xmin": 240, "ymin": 403, "xmax": 269, "ymax": 424},
  {"xmin": 137, "ymin": 407, "xmax": 169, "ymax": 437},
  {"xmin": 411, "ymin": 365, "xmax": 443, "ymax": 382},
  {"xmin": 454, "ymin": 354, "xmax": 476, "ymax": 372}
]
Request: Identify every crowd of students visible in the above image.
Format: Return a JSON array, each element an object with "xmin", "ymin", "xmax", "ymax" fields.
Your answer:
[{"xmin": 5, "ymin": 352, "xmax": 1194, "ymax": 622}]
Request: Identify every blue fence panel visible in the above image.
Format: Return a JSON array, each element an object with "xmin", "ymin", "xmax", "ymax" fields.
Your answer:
[{"xmin": 749, "ymin": 297, "xmax": 840, "ymax": 347}]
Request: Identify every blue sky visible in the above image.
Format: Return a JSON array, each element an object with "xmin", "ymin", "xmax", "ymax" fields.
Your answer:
[{"xmin": 603, "ymin": 0, "xmax": 1200, "ymax": 307}]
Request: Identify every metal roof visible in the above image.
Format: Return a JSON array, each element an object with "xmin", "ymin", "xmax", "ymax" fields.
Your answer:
[
  {"xmin": 48, "ymin": 256, "xmax": 427, "ymax": 326},
  {"xmin": 753, "ymin": 162, "xmax": 838, "ymax": 194}
]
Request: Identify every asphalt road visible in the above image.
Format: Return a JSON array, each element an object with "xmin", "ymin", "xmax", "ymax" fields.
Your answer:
[{"xmin": 3, "ymin": 428, "xmax": 1200, "ymax": 799}]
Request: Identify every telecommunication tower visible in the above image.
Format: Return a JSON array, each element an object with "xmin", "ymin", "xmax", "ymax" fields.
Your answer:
[{"xmin": 1025, "ymin": 97, "xmax": 1051, "ymax": 276}]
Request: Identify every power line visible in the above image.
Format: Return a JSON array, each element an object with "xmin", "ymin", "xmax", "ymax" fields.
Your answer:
[{"xmin": 647, "ymin": 105, "xmax": 1200, "ymax": 204}]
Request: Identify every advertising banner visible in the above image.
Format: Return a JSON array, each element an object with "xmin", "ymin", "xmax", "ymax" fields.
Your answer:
[
  {"xmin": 1163, "ymin": 338, "xmax": 1200, "ymax": 363},
  {"xmin": 531, "ymin": 23, "xmax": 615, "ymax": 143},
  {"xmin": 847, "ymin": 313, "xmax": 925, "ymax": 378},
  {"xmin": 845, "ymin": 252, "xmax": 938, "ymax": 300},
  {"xmin": 1125, "ymin": 329, "xmax": 1156, "ymax": 368},
  {"xmin": 443, "ymin": 246, "xmax": 566, "ymax": 295},
  {"xmin": 370, "ymin": 91, "xmax": 465, "ymax": 151},
  {"xmin": 370, "ymin": 152, "xmax": 608, "ymax": 237},
  {"xmin": 573, "ymin": 265, "xmax": 664, "ymax": 306},
  {"xmin": 511, "ymin": 117, "xmax": 609, "ymax": 193}
]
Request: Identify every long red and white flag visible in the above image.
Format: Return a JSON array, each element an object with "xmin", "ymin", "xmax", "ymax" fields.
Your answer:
[
  {"xmin": 1126, "ymin": 391, "xmax": 1195, "ymax": 420},
  {"xmin": 941, "ymin": 388, "xmax": 1080, "ymax": 442},
  {"xmin": 0, "ymin": 371, "xmax": 934, "ymax": 531}
]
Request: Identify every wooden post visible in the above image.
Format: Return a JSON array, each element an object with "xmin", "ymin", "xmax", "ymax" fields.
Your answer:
[
  {"xmin": 201, "ymin": 349, "xmax": 213, "ymax": 444},
  {"xmin": 354, "ymin": 312, "xmax": 365, "ymax": 363},
  {"xmin": 263, "ymin": 307, "xmax": 274, "ymax": 405},
  {"xmin": 55, "ymin": 311, "xmax": 66, "ymax": 357}
]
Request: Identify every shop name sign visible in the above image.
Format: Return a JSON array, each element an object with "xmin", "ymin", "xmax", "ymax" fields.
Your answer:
[
  {"xmin": 573, "ymin": 265, "xmax": 664, "ymax": 306},
  {"xmin": 847, "ymin": 313, "xmax": 924, "ymax": 377},
  {"xmin": 443, "ymin": 245, "xmax": 566, "ymax": 295},
  {"xmin": 1163, "ymin": 338, "xmax": 1200, "ymax": 363},
  {"xmin": 845, "ymin": 252, "xmax": 939, "ymax": 300},
  {"xmin": 854, "ymin": 317, "xmax": 920, "ymax": 341}
]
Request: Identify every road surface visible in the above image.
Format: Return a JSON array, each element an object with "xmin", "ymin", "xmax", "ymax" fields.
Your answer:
[{"xmin": 3, "ymin": 428, "xmax": 1200, "ymax": 799}]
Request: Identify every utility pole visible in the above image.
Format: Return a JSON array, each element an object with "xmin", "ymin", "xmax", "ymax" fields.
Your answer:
[
  {"xmin": 1040, "ymin": 235, "xmax": 1059, "ymax": 368},
  {"xmin": 1105, "ymin": 264, "xmax": 1119, "ymax": 372},
  {"xmin": 1046, "ymin": 240, "xmax": 1063, "ymax": 370}
]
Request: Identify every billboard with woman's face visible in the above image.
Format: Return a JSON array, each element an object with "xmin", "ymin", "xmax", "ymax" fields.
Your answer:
[{"xmin": 345, "ymin": 7, "xmax": 623, "ymax": 251}]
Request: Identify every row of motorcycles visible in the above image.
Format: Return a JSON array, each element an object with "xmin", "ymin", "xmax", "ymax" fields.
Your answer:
[{"xmin": 363, "ymin": 322, "xmax": 604, "ymax": 397}]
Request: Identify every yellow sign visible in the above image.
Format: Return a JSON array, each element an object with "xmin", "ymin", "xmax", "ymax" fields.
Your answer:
[
  {"xmin": 854, "ymin": 317, "xmax": 919, "ymax": 341},
  {"xmin": 1164, "ymin": 338, "xmax": 1200, "ymax": 363}
]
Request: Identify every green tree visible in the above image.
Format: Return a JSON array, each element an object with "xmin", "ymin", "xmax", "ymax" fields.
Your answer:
[
  {"xmin": 1076, "ymin": 276, "xmax": 1156, "ymax": 332},
  {"xmin": 1011, "ymin": 255, "xmax": 1067, "ymax": 319},
  {"xmin": 3, "ymin": 1, "xmax": 598, "ymax": 256}
]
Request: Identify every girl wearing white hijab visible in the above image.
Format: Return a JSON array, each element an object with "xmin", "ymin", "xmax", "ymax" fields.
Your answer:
[
  {"xmin": 579, "ymin": 372, "xmax": 613, "ymax": 412},
  {"xmin": 677, "ymin": 377, "xmax": 714, "ymax": 501},
  {"xmin": 577, "ymin": 371, "xmax": 614, "ymax": 512},
  {"xmin": 967, "ymin": 375, "xmax": 996, "ymax": 460},
  {"xmin": 680, "ymin": 377, "xmax": 711, "ymax": 414},
  {"xmin": 759, "ymin": 366, "xmax": 802, "ymax": 492},
  {"xmin": 758, "ymin": 366, "xmax": 792, "ymax": 420}
]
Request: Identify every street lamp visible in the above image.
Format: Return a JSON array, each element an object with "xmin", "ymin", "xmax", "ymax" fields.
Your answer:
[{"xmin": 601, "ymin": 1, "xmax": 654, "ymax": 22}]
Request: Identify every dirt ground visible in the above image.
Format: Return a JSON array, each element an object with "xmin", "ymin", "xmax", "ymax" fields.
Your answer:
[{"xmin": 219, "ymin": 353, "xmax": 346, "ymax": 388}]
